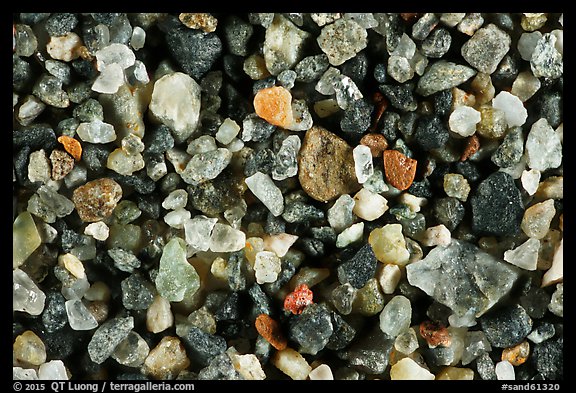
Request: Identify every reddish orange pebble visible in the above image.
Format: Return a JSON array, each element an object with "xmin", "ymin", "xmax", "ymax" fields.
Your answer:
[
  {"xmin": 58, "ymin": 135, "xmax": 82, "ymax": 161},
  {"xmin": 253, "ymin": 86, "xmax": 293, "ymax": 128},
  {"xmin": 460, "ymin": 134, "xmax": 480, "ymax": 162},
  {"xmin": 284, "ymin": 283, "xmax": 314, "ymax": 315},
  {"xmin": 419, "ymin": 320, "xmax": 451, "ymax": 348},
  {"xmin": 383, "ymin": 149, "xmax": 418, "ymax": 191},
  {"xmin": 255, "ymin": 314, "xmax": 287, "ymax": 351}
]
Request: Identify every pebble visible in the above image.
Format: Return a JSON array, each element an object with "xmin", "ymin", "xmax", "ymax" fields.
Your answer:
[
  {"xmin": 13, "ymin": 211, "xmax": 42, "ymax": 269},
  {"xmin": 49, "ymin": 149, "xmax": 74, "ymax": 180},
  {"xmin": 383, "ymin": 149, "xmax": 417, "ymax": 191},
  {"xmin": 294, "ymin": 54, "xmax": 329, "ymax": 83},
  {"xmin": 98, "ymin": 83, "xmax": 146, "ymax": 140},
  {"xmin": 394, "ymin": 327, "xmax": 419, "ymax": 355},
  {"xmin": 263, "ymin": 233, "xmax": 298, "ymax": 258},
  {"xmin": 76, "ymin": 120, "xmax": 117, "ymax": 144},
  {"xmin": 14, "ymin": 24, "xmax": 38, "ymax": 57},
  {"xmin": 87, "ymin": 315, "xmax": 134, "ymax": 364},
  {"xmin": 65, "ymin": 298, "xmax": 98, "ymax": 330},
  {"xmin": 14, "ymin": 330, "xmax": 47, "ymax": 366},
  {"xmin": 530, "ymin": 33, "xmax": 563, "ymax": 79},
  {"xmin": 448, "ymin": 105, "xmax": 480, "ymax": 137},
  {"xmin": 461, "ymin": 24, "xmax": 511, "ymax": 74},
  {"xmin": 390, "ymin": 357, "xmax": 435, "ymax": 380},
  {"xmin": 368, "ymin": 223, "xmax": 410, "ymax": 265},
  {"xmin": 273, "ymin": 135, "xmax": 301, "ymax": 181},
  {"xmin": 13, "ymin": 367, "xmax": 38, "ymax": 380},
  {"xmin": 336, "ymin": 222, "xmax": 364, "ymax": 248},
  {"xmin": 520, "ymin": 169, "xmax": 541, "ymax": 195},
  {"xmin": 179, "ymin": 13, "xmax": 218, "ymax": 32},
  {"xmin": 308, "ymin": 363, "xmax": 334, "ymax": 380},
  {"xmin": 155, "ymin": 237, "xmax": 200, "ymax": 302},
  {"xmin": 298, "ymin": 126, "xmax": 360, "ymax": 202},
  {"xmin": 518, "ymin": 31, "xmax": 543, "ymax": 61},
  {"xmin": 215, "ymin": 118, "xmax": 240, "ymax": 145},
  {"xmin": 184, "ymin": 215, "xmax": 218, "ymax": 252},
  {"xmin": 130, "ymin": 26, "xmax": 146, "ymax": 50},
  {"xmin": 245, "ymin": 171, "xmax": 284, "ymax": 217},
  {"xmin": 421, "ymin": 224, "xmax": 452, "ymax": 247},
  {"xmin": 527, "ymin": 322, "xmax": 555, "ymax": 344},
  {"xmin": 27, "ymin": 149, "xmax": 51, "ymax": 184},
  {"xmin": 282, "ymin": 201, "xmax": 324, "ymax": 224},
  {"xmin": 421, "ymin": 27, "xmax": 451, "ymax": 58},
  {"xmin": 111, "ymin": 331, "xmax": 150, "ymax": 368},
  {"xmin": 83, "ymin": 221, "xmax": 109, "ymax": 241},
  {"xmin": 263, "ymin": 14, "xmax": 311, "ymax": 75},
  {"xmin": 284, "ymin": 283, "xmax": 314, "ymax": 315},
  {"xmin": 436, "ymin": 367, "xmax": 474, "ymax": 380},
  {"xmin": 525, "ymin": 118, "xmax": 562, "ymax": 172},
  {"xmin": 420, "ymin": 320, "xmax": 452, "ymax": 349},
  {"xmin": 181, "ymin": 148, "xmax": 232, "ymax": 185},
  {"xmin": 352, "ymin": 188, "xmax": 388, "ymax": 222},
  {"xmin": 58, "ymin": 253, "xmax": 85, "ymax": 279},
  {"xmin": 413, "ymin": 115, "xmax": 449, "ymax": 151},
  {"xmin": 379, "ymin": 84, "xmax": 417, "ymax": 112},
  {"xmin": 13, "ymin": 268, "xmax": 46, "ymax": 315},
  {"xmin": 46, "ymin": 32, "xmax": 82, "ymax": 62},
  {"xmin": 416, "ymin": 60, "xmax": 476, "ymax": 96},
  {"xmin": 491, "ymin": 127, "xmax": 524, "ymax": 168},
  {"xmin": 542, "ymin": 240, "xmax": 563, "ymax": 288},
  {"xmin": 317, "ymin": 18, "xmax": 367, "ymax": 66},
  {"xmin": 17, "ymin": 95, "xmax": 45, "ymax": 126},
  {"xmin": 28, "ymin": 185, "xmax": 76, "ymax": 224},
  {"xmin": 254, "ymin": 251, "xmax": 282, "ymax": 284},
  {"xmin": 327, "ymin": 194, "xmax": 355, "ymax": 233},
  {"xmin": 149, "ymin": 72, "xmax": 201, "ymax": 144},
  {"xmin": 470, "ymin": 172, "xmax": 524, "ymax": 236},
  {"xmin": 183, "ymin": 326, "xmax": 227, "ymax": 367},
  {"xmin": 255, "ymin": 314, "xmax": 287, "ymax": 350},
  {"xmin": 480, "ymin": 304, "xmax": 533, "ymax": 348},
  {"xmin": 72, "ymin": 178, "xmax": 122, "ymax": 222},
  {"xmin": 272, "ymin": 347, "xmax": 312, "ymax": 380},
  {"xmin": 504, "ymin": 238, "xmax": 540, "ymax": 271},
  {"xmin": 92, "ymin": 64, "xmax": 124, "ymax": 95},
  {"xmin": 121, "ymin": 273, "xmax": 155, "ymax": 310},
  {"xmin": 531, "ymin": 336, "xmax": 563, "ymax": 379},
  {"xmin": 288, "ymin": 303, "xmax": 333, "ymax": 355},
  {"xmin": 337, "ymin": 243, "xmax": 377, "ymax": 289},
  {"xmin": 443, "ymin": 173, "xmax": 470, "ymax": 202},
  {"xmin": 407, "ymin": 239, "xmax": 519, "ymax": 319},
  {"xmin": 228, "ymin": 349, "xmax": 266, "ymax": 380},
  {"xmin": 379, "ymin": 295, "xmax": 411, "ymax": 338},
  {"xmin": 521, "ymin": 199, "xmax": 556, "ymax": 240},
  {"xmin": 57, "ymin": 135, "xmax": 82, "ymax": 161},
  {"xmin": 209, "ymin": 223, "xmax": 246, "ymax": 253},
  {"xmin": 353, "ymin": 146, "xmax": 375, "ymax": 185},
  {"xmin": 360, "ymin": 133, "xmax": 388, "ymax": 158},
  {"xmin": 165, "ymin": 25, "xmax": 222, "ymax": 80},
  {"xmin": 502, "ymin": 340, "xmax": 530, "ymax": 366},
  {"xmin": 253, "ymin": 86, "xmax": 293, "ymax": 129},
  {"xmin": 223, "ymin": 16, "xmax": 254, "ymax": 57},
  {"xmin": 38, "ymin": 360, "xmax": 69, "ymax": 380},
  {"xmin": 41, "ymin": 291, "xmax": 68, "ymax": 333},
  {"xmin": 495, "ymin": 360, "xmax": 515, "ymax": 380},
  {"xmin": 338, "ymin": 326, "xmax": 393, "ymax": 374},
  {"xmin": 492, "ymin": 91, "xmax": 528, "ymax": 127},
  {"xmin": 143, "ymin": 336, "xmax": 190, "ymax": 380},
  {"xmin": 33, "ymin": 74, "xmax": 70, "ymax": 108}
]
